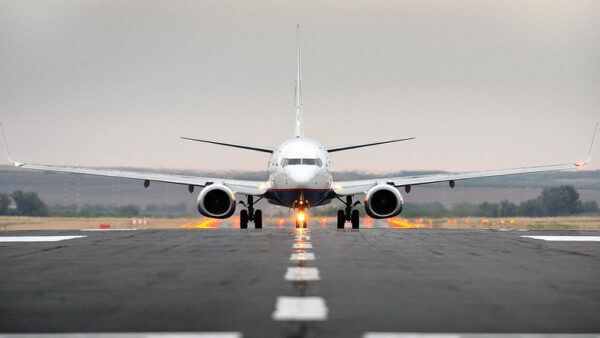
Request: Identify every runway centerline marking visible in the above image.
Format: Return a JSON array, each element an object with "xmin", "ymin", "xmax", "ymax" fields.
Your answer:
[
  {"xmin": 272, "ymin": 296, "xmax": 328, "ymax": 321},
  {"xmin": 293, "ymin": 243, "xmax": 312, "ymax": 249},
  {"xmin": 0, "ymin": 236, "xmax": 86, "ymax": 242},
  {"xmin": 522, "ymin": 235, "xmax": 600, "ymax": 242},
  {"xmin": 290, "ymin": 252, "xmax": 315, "ymax": 261},
  {"xmin": 285, "ymin": 267, "xmax": 321, "ymax": 281}
]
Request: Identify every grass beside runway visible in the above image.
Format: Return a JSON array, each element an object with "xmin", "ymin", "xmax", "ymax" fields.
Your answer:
[{"xmin": 1, "ymin": 215, "xmax": 600, "ymax": 230}]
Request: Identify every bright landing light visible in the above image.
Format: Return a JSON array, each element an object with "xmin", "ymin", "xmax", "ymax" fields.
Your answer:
[{"xmin": 297, "ymin": 212, "xmax": 306, "ymax": 222}]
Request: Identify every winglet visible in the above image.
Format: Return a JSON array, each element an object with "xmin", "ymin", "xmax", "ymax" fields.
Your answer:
[
  {"xmin": 576, "ymin": 122, "xmax": 598, "ymax": 167},
  {"xmin": 0, "ymin": 123, "xmax": 23, "ymax": 167}
]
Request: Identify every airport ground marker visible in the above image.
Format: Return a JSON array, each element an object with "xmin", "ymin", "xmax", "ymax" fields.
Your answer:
[
  {"xmin": 522, "ymin": 235, "xmax": 600, "ymax": 242},
  {"xmin": 0, "ymin": 236, "xmax": 86, "ymax": 242},
  {"xmin": 272, "ymin": 296, "xmax": 328, "ymax": 320},
  {"xmin": 285, "ymin": 267, "xmax": 321, "ymax": 281}
]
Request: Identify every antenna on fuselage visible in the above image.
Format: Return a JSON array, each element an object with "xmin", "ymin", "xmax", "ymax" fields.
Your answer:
[{"xmin": 294, "ymin": 24, "xmax": 303, "ymax": 138}]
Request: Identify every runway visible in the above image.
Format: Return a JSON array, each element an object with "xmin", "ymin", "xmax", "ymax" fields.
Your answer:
[{"xmin": 1, "ymin": 228, "xmax": 599, "ymax": 337}]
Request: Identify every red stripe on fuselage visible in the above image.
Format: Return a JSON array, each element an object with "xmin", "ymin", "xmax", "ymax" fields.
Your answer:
[{"xmin": 270, "ymin": 188, "xmax": 331, "ymax": 191}]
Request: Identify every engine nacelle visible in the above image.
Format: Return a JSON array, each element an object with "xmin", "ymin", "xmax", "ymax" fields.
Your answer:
[
  {"xmin": 364, "ymin": 184, "xmax": 403, "ymax": 219},
  {"xmin": 197, "ymin": 184, "xmax": 236, "ymax": 219}
]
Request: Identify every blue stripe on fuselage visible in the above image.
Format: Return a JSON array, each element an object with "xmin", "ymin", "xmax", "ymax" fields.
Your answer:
[{"xmin": 269, "ymin": 189, "xmax": 331, "ymax": 207}]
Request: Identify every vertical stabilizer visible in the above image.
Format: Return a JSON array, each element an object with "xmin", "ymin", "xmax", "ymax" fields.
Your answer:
[{"xmin": 294, "ymin": 24, "xmax": 303, "ymax": 138}]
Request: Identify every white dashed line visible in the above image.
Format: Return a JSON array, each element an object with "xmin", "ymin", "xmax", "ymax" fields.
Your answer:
[
  {"xmin": 285, "ymin": 267, "xmax": 321, "ymax": 281},
  {"xmin": 522, "ymin": 236, "xmax": 600, "ymax": 242},
  {"xmin": 81, "ymin": 229, "xmax": 138, "ymax": 231},
  {"xmin": 272, "ymin": 296, "xmax": 328, "ymax": 321},
  {"xmin": 0, "ymin": 236, "xmax": 86, "ymax": 242},
  {"xmin": 290, "ymin": 252, "xmax": 315, "ymax": 261},
  {"xmin": 295, "ymin": 235, "xmax": 310, "ymax": 240},
  {"xmin": 293, "ymin": 243, "xmax": 312, "ymax": 249}
]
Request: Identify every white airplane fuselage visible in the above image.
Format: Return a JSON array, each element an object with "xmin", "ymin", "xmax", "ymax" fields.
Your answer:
[{"xmin": 266, "ymin": 138, "xmax": 333, "ymax": 208}]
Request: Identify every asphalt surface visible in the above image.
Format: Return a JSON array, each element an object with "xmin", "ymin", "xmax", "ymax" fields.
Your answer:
[{"xmin": 1, "ymin": 228, "xmax": 599, "ymax": 337}]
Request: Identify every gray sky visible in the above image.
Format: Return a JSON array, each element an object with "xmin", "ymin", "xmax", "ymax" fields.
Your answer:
[{"xmin": 1, "ymin": 0, "xmax": 599, "ymax": 173}]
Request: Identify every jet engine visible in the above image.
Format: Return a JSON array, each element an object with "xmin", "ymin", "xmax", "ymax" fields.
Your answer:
[
  {"xmin": 364, "ymin": 184, "xmax": 403, "ymax": 219},
  {"xmin": 197, "ymin": 184, "xmax": 236, "ymax": 219}
]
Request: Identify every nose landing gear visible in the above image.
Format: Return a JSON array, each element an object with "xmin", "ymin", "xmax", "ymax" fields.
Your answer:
[
  {"xmin": 239, "ymin": 195, "xmax": 263, "ymax": 229},
  {"xmin": 294, "ymin": 200, "xmax": 309, "ymax": 229},
  {"xmin": 337, "ymin": 196, "xmax": 361, "ymax": 229}
]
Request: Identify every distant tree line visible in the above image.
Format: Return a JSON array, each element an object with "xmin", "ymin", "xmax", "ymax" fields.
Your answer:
[
  {"xmin": 401, "ymin": 186, "xmax": 598, "ymax": 218},
  {"xmin": 0, "ymin": 186, "xmax": 598, "ymax": 218},
  {"xmin": 0, "ymin": 190, "xmax": 190, "ymax": 218},
  {"xmin": 313, "ymin": 185, "xmax": 599, "ymax": 218},
  {"xmin": 0, "ymin": 190, "xmax": 49, "ymax": 216},
  {"xmin": 50, "ymin": 202, "xmax": 188, "ymax": 217}
]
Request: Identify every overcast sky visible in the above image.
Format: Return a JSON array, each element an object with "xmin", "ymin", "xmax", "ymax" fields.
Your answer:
[{"xmin": 1, "ymin": 0, "xmax": 599, "ymax": 173}]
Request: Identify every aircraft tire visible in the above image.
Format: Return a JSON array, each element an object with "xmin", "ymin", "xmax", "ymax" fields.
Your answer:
[
  {"xmin": 351, "ymin": 209, "xmax": 360, "ymax": 229},
  {"xmin": 337, "ymin": 210, "xmax": 345, "ymax": 229},
  {"xmin": 254, "ymin": 210, "xmax": 262, "ymax": 229},
  {"xmin": 240, "ymin": 210, "xmax": 249, "ymax": 229}
]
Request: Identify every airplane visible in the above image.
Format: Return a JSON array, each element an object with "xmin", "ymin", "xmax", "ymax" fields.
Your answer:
[{"xmin": 1, "ymin": 25, "xmax": 597, "ymax": 229}]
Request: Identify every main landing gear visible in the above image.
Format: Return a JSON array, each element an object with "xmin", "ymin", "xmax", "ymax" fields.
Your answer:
[
  {"xmin": 337, "ymin": 196, "xmax": 361, "ymax": 229},
  {"xmin": 239, "ymin": 195, "xmax": 262, "ymax": 229}
]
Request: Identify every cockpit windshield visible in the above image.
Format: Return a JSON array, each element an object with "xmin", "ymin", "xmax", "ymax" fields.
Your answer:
[{"xmin": 281, "ymin": 158, "xmax": 323, "ymax": 167}]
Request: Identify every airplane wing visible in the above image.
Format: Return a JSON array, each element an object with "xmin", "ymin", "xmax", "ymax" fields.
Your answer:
[
  {"xmin": 333, "ymin": 124, "xmax": 597, "ymax": 196},
  {"xmin": 1, "ymin": 125, "xmax": 267, "ymax": 196},
  {"xmin": 8, "ymin": 163, "xmax": 267, "ymax": 196}
]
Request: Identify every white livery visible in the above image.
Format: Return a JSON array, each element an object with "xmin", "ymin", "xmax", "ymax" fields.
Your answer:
[{"xmin": 1, "ymin": 25, "xmax": 597, "ymax": 229}]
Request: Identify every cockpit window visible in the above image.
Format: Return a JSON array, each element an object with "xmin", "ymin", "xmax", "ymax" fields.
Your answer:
[{"xmin": 281, "ymin": 158, "xmax": 323, "ymax": 167}]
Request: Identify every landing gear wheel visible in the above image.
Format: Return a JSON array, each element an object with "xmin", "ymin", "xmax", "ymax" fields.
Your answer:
[
  {"xmin": 254, "ymin": 210, "xmax": 262, "ymax": 229},
  {"xmin": 303, "ymin": 218, "xmax": 307, "ymax": 228},
  {"xmin": 296, "ymin": 218, "xmax": 300, "ymax": 229},
  {"xmin": 337, "ymin": 210, "xmax": 345, "ymax": 229},
  {"xmin": 240, "ymin": 210, "xmax": 248, "ymax": 229},
  {"xmin": 351, "ymin": 209, "xmax": 360, "ymax": 229}
]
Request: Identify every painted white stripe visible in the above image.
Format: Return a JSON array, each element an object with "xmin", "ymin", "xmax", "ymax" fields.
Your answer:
[
  {"xmin": 0, "ymin": 333, "xmax": 242, "ymax": 338},
  {"xmin": 363, "ymin": 334, "xmax": 599, "ymax": 338},
  {"xmin": 293, "ymin": 243, "xmax": 312, "ymax": 249},
  {"xmin": 295, "ymin": 235, "xmax": 310, "ymax": 240},
  {"xmin": 522, "ymin": 236, "xmax": 600, "ymax": 242},
  {"xmin": 81, "ymin": 229, "xmax": 138, "ymax": 231},
  {"xmin": 290, "ymin": 252, "xmax": 315, "ymax": 261},
  {"xmin": 285, "ymin": 267, "xmax": 321, "ymax": 281},
  {"xmin": 272, "ymin": 296, "xmax": 328, "ymax": 321},
  {"xmin": 0, "ymin": 236, "xmax": 86, "ymax": 242}
]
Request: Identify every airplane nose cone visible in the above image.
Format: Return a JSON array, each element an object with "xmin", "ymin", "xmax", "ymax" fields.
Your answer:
[{"xmin": 287, "ymin": 167, "xmax": 316, "ymax": 187}]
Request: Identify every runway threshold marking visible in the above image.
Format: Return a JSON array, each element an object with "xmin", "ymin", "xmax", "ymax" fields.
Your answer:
[
  {"xmin": 522, "ymin": 235, "xmax": 600, "ymax": 242},
  {"xmin": 285, "ymin": 267, "xmax": 321, "ymax": 281},
  {"xmin": 272, "ymin": 296, "xmax": 328, "ymax": 321},
  {"xmin": 0, "ymin": 236, "xmax": 86, "ymax": 242}
]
